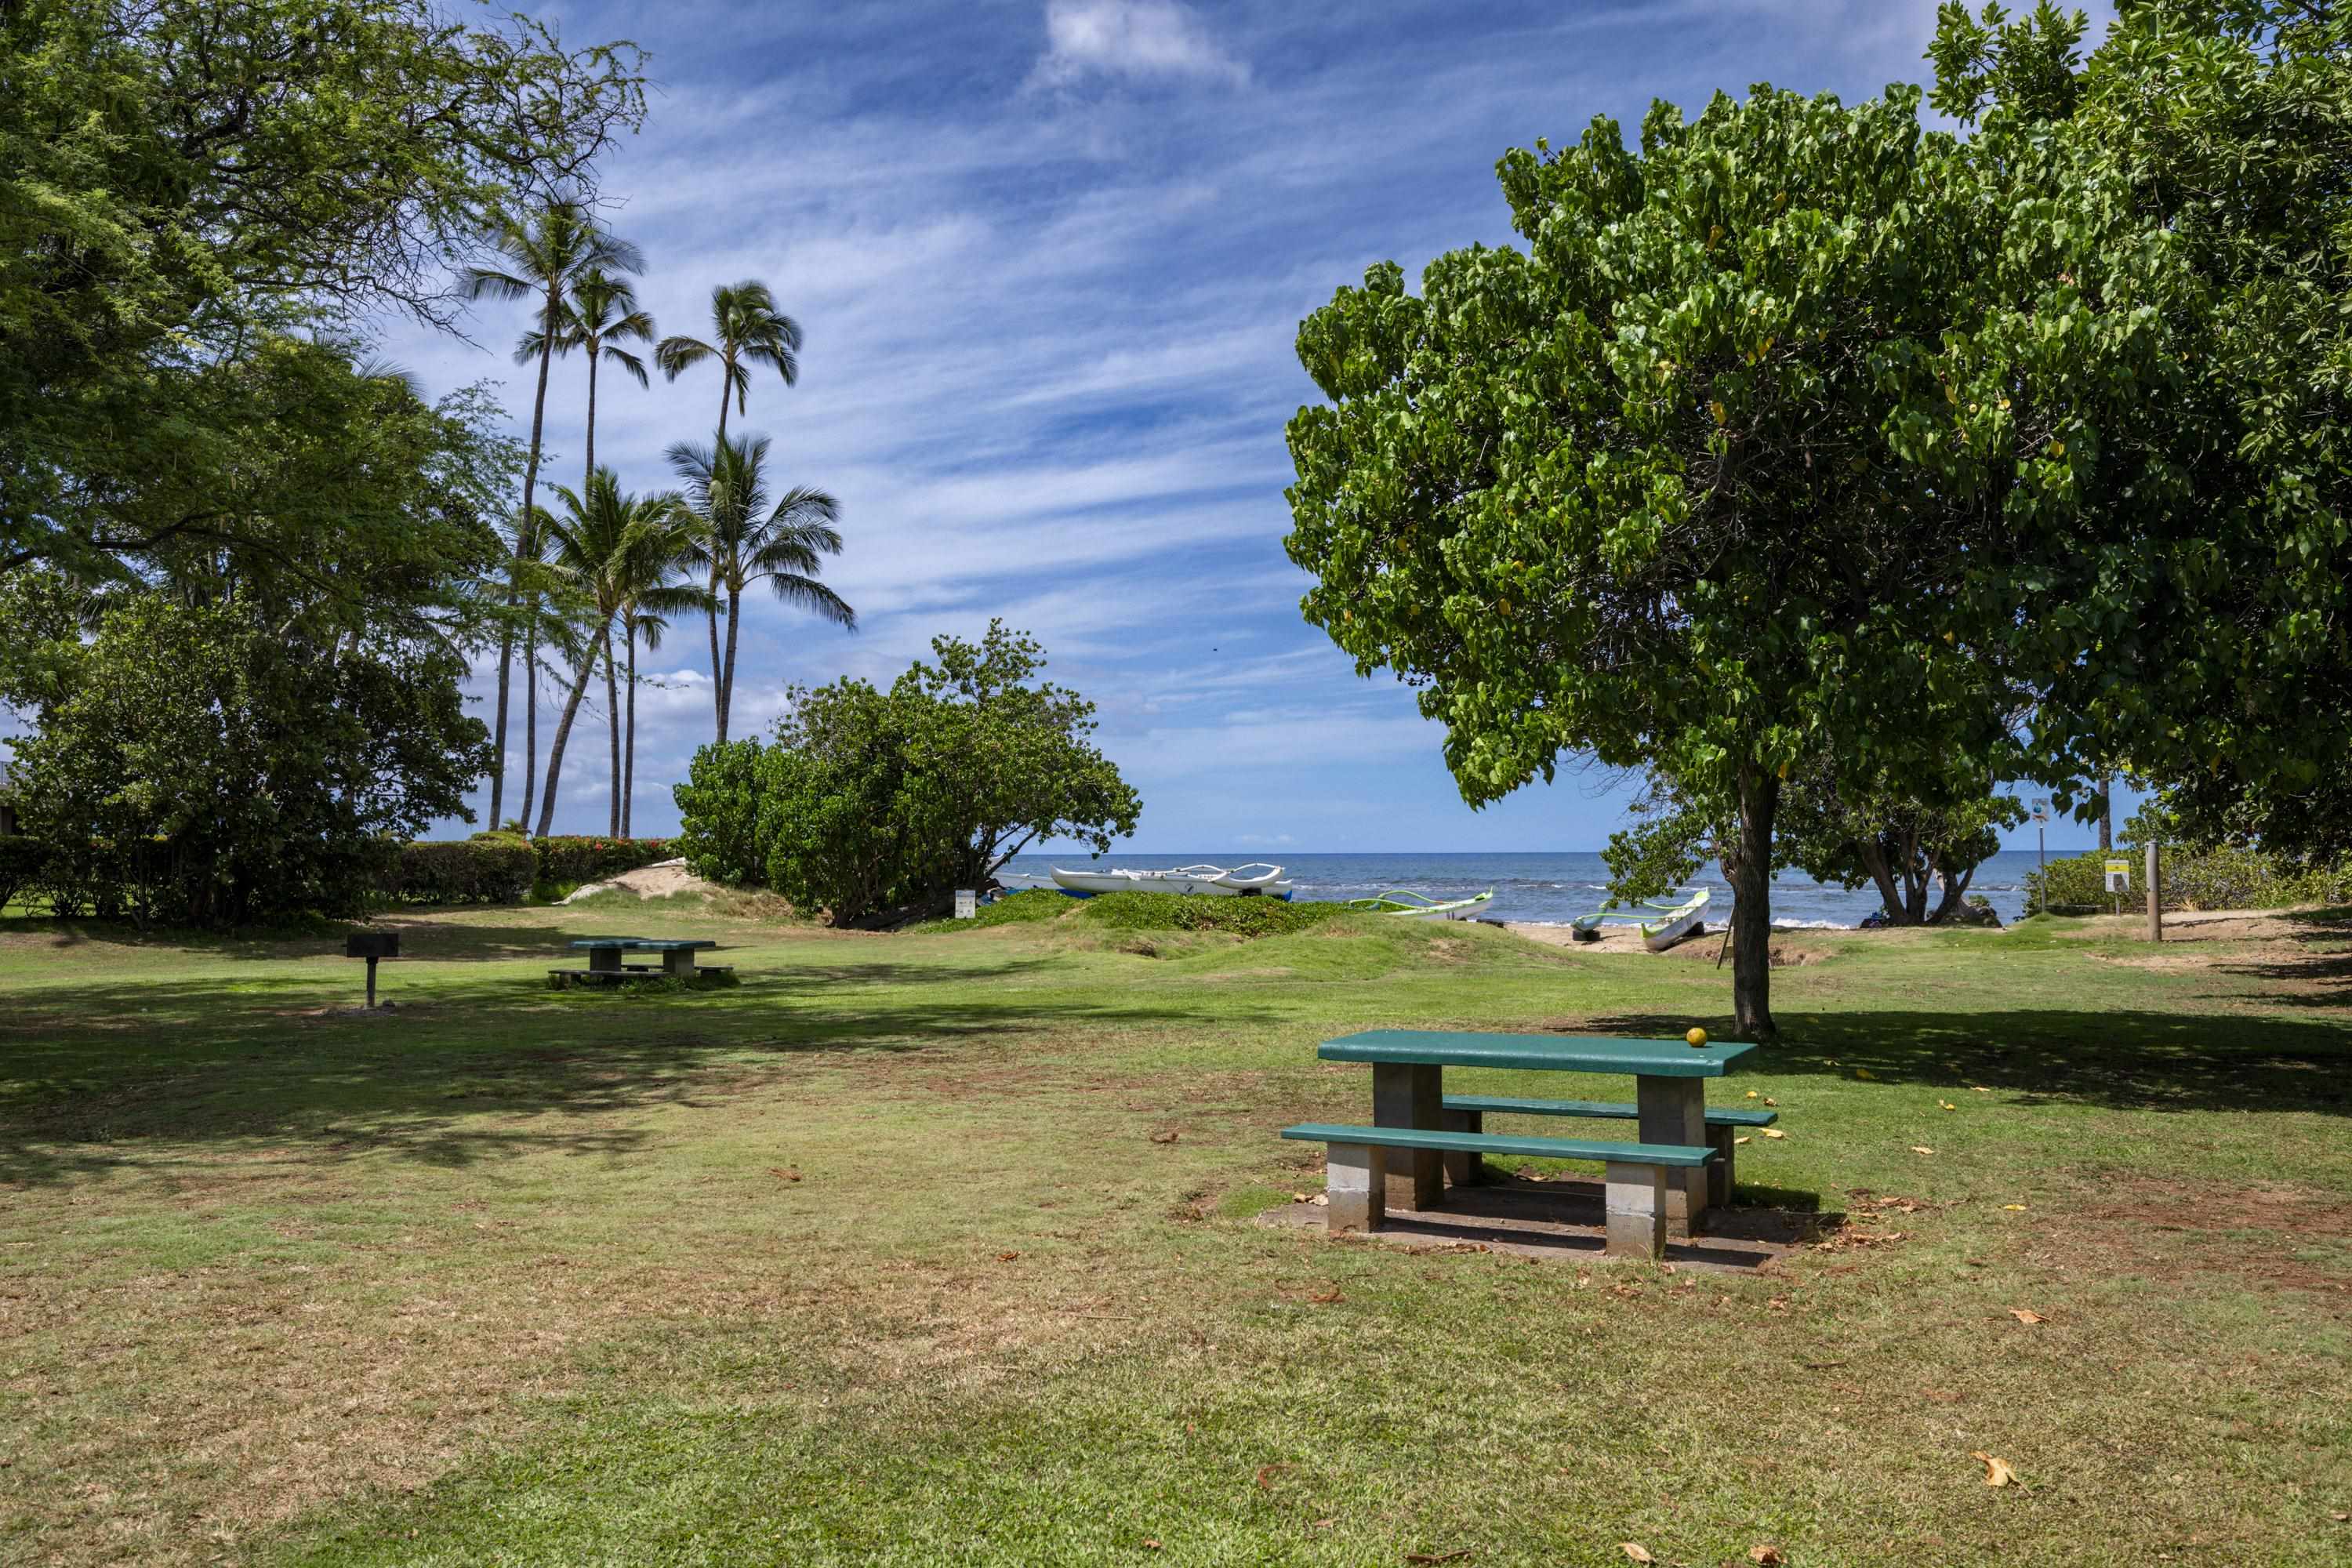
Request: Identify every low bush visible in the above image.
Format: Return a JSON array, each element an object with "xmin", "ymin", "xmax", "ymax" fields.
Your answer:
[
  {"xmin": 671, "ymin": 740, "xmax": 768, "ymax": 887},
  {"xmin": 390, "ymin": 838, "xmax": 536, "ymax": 905},
  {"xmin": 909, "ymin": 887, "xmax": 1071, "ymax": 933},
  {"xmin": 1075, "ymin": 892, "xmax": 1352, "ymax": 938},
  {"xmin": 0, "ymin": 835, "xmax": 43, "ymax": 912},
  {"xmin": 2026, "ymin": 848, "xmax": 2352, "ymax": 913}
]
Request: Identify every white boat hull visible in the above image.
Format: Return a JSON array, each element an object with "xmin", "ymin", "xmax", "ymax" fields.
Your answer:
[
  {"xmin": 1049, "ymin": 863, "xmax": 1294, "ymax": 900},
  {"xmin": 1641, "ymin": 888, "xmax": 1710, "ymax": 951}
]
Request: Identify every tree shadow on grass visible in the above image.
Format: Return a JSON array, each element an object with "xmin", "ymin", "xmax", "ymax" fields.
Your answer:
[
  {"xmin": 1571, "ymin": 1007, "xmax": 2352, "ymax": 1115},
  {"xmin": 2210, "ymin": 906, "xmax": 2352, "ymax": 1009},
  {"xmin": 0, "ymin": 965, "xmax": 1279, "ymax": 1187}
]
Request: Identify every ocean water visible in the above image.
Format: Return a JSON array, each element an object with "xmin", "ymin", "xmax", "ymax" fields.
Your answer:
[{"xmin": 998, "ymin": 850, "xmax": 2053, "ymax": 929}]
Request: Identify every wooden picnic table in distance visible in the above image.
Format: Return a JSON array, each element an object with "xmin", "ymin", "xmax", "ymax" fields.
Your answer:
[
  {"xmin": 550, "ymin": 937, "xmax": 726, "ymax": 988},
  {"xmin": 1316, "ymin": 1029, "xmax": 1759, "ymax": 1238}
]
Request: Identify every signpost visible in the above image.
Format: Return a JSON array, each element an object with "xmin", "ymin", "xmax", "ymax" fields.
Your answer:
[
  {"xmin": 2104, "ymin": 857, "xmax": 2130, "ymax": 916},
  {"xmin": 954, "ymin": 889, "xmax": 977, "ymax": 920},
  {"xmin": 2030, "ymin": 798, "xmax": 2050, "ymax": 915}
]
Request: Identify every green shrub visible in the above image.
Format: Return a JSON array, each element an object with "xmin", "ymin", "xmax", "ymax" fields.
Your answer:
[
  {"xmin": 2025, "ymin": 848, "xmax": 2352, "ymax": 913},
  {"xmin": 0, "ymin": 835, "xmax": 43, "ymax": 912},
  {"xmin": 909, "ymin": 887, "xmax": 1072, "ymax": 933},
  {"xmin": 671, "ymin": 739, "xmax": 770, "ymax": 887},
  {"xmin": 531, "ymin": 836, "xmax": 675, "ymax": 888},
  {"xmin": 390, "ymin": 839, "xmax": 535, "ymax": 905},
  {"xmin": 1074, "ymin": 893, "xmax": 1351, "ymax": 938}
]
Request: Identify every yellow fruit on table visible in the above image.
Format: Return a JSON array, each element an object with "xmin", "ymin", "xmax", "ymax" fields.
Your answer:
[{"xmin": 1686, "ymin": 1027, "xmax": 1708, "ymax": 1048}]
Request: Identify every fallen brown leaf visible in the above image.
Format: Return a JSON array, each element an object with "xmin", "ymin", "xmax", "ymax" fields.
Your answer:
[
  {"xmin": 1970, "ymin": 1450, "xmax": 2020, "ymax": 1487},
  {"xmin": 1762, "ymin": 1096, "xmax": 1779, "ymax": 1106},
  {"xmin": 1733, "ymin": 1136, "xmax": 1751, "ymax": 1145},
  {"xmin": 1307, "ymin": 1288, "xmax": 1344, "ymax": 1305},
  {"xmin": 1620, "ymin": 1544, "xmax": 1654, "ymax": 1565},
  {"xmin": 1142, "ymin": 1540, "xmax": 1161, "ymax": 1551},
  {"xmin": 996, "ymin": 1251, "xmax": 1020, "ymax": 1261},
  {"xmin": 2008, "ymin": 1307, "xmax": 2046, "ymax": 1324},
  {"xmin": 1149, "ymin": 1130, "xmax": 1180, "ymax": 1145},
  {"xmin": 2330, "ymin": 1510, "xmax": 2349, "ymax": 1522},
  {"xmin": 1750, "ymin": 1547, "xmax": 1786, "ymax": 1566},
  {"xmin": 1759, "ymin": 1128, "xmax": 1788, "ymax": 1140},
  {"xmin": 1292, "ymin": 1192, "xmax": 1311, "ymax": 1203},
  {"xmin": 1922, "ymin": 1388, "xmax": 1962, "ymax": 1403},
  {"xmin": 1254, "ymin": 1464, "xmax": 1290, "ymax": 1490},
  {"xmin": 1405, "ymin": 1552, "xmax": 1472, "ymax": 1565},
  {"xmin": 1910, "ymin": 1145, "xmax": 1936, "ymax": 1156},
  {"xmin": 767, "ymin": 1167, "xmax": 801, "ymax": 1182},
  {"xmin": 2001, "ymin": 1203, "xmax": 2027, "ymax": 1210},
  {"xmin": 1312, "ymin": 1517, "xmax": 1336, "ymax": 1530},
  {"xmin": 1307, "ymin": 1193, "xmax": 1328, "ymax": 1207}
]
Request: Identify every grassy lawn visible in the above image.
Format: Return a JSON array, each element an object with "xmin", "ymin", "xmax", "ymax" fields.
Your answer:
[{"xmin": 2, "ymin": 898, "xmax": 2349, "ymax": 1565}]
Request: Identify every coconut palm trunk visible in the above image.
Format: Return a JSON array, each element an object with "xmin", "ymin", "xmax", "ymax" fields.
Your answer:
[
  {"xmin": 708, "ymin": 383, "xmax": 730, "ymax": 742},
  {"xmin": 622, "ymin": 623, "xmax": 639, "ymax": 837},
  {"xmin": 518, "ymin": 328, "xmax": 554, "ymax": 833},
  {"xmin": 535, "ymin": 642, "xmax": 598, "ymax": 840},
  {"xmin": 604, "ymin": 627, "xmax": 622, "ymax": 837},
  {"xmin": 721, "ymin": 581, "xmax": 746, "ymax": 739}
]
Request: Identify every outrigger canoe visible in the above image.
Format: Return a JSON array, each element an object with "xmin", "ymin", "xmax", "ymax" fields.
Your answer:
[
  {"xmin": 1343, "ymin": 888, "xmax": 1495, "ymax": 920},
  {"xmin": 1048, "ymin": 862, "xmax": 1295, "ymax": 899},
  {"xmin": 1570, "ymin": 887, "xmax": 1711, "ymax": 951}
]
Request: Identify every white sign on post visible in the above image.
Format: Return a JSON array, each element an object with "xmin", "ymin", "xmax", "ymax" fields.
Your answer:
[
  {"xmin": 2104, "ymin": 860, "xmax": 2130, "ymax": 893},
  {"xmin": 954, "ymin": 889, "xmax": 977, "ymax": 920}
]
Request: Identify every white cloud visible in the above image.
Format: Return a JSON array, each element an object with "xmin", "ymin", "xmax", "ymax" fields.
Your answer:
[{"xmin": 1032, "ymin": 0, "xmax": 1249, "ymax": 90}]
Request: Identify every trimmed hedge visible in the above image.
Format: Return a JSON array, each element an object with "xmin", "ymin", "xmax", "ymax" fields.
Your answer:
[
  {"xmin": 1075, "ymin": 891, "xmax": 1352, "ymax": 938},
  {"xmin": 530, "ymin": 836, "xmax": 675, "ymax": 888},
  {"xmin": 2026, "ymin": 847, "xmax": 2352, "ymax": 913},
  {"xmin": 389, "ymin": 838, "xmax": 536, "ymax": 905}
]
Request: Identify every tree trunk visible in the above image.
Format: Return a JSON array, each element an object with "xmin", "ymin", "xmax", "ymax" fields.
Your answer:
[
  {"xmin": 517, "ymin": 288, "xmax": 557, "ymax": 837},
  {"xmin": 2099, "ymin": 774, "xmax": 2114, "ymax": 851},
  {"xmin": 720, "ymin": 583, "xmax": 744, "ymax": 743},
  {"xmin": 489, "ymin": 623, "xmax": 511, "ymax": 828},
  {"xmin": 1727, "ymin": 766, "xmax": 1780, "ymax": 1039},
  {"xmin": 1929, "ymin": 860, "xmax": 1976, "ymax": 924},
  {"xmin": 1857, "ymin": 841, "xmax": 1908, "ymax": 924},
  {"xmin": 584, "ymin": 350, "xmax": 599, "ymax": 492},
  {"xmin": 534, "ymin": 643, "xmax": 598, "ymax": 839},
  {"xmin": 707, "ymin": 374, "xmax": 731, "ymax": 744},
  {"xmin": 604, "ymin": 626, "xmax": 622, "ymax": 838},
  {"xmin": 622, "ymin": 622, "xmax": 637, "ymax": 837}
]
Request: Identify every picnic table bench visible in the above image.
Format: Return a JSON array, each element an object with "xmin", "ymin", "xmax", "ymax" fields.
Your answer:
[
  {"xmin": 1281, "ymin": 1029, "xmax": 1762, "ymax": 1259},
  {"xmin": 548, "ymin": 938, "xmax": 728, "ymax": 988}
]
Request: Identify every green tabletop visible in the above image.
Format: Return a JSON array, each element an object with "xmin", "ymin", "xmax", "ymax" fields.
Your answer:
[
  {"xmin": 569, "ymin": 938, "xmax": 719, "ymax": 953},
  {"xmin": 1318, "ymin": 1029, "xmax": 1757, "ymax": 1077}
]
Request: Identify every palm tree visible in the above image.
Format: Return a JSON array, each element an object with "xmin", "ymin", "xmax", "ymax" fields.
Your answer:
[
  {"xmin": 655, "ymin": 281, "xmax": 803, "ymax": 736},
  {"xmin": 666, "ymin": 432, "xmax": 854, "ymax": 743},
  {"xmin": 612, "ymin": 519, "xmax": 707, "ymax": 836},
  {"xmin": 462, "ymin": 200, "xmax": 644, "ymax": 833},
  {"xmin": 533, "ymin": 470, "xmax": 679, "ymax": 838},
  {"xmin": 545, "ymin": 268, "xmax": 655, "ymax": 494}
]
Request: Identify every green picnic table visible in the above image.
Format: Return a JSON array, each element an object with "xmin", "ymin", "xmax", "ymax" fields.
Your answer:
[
  {"xmin": 549, "ymin": 937, "xmax": 728, "ymax": 988},
  {"xmin": 1281, "ymin": 1029, "xmax": 1766, "ymax": 1258}
]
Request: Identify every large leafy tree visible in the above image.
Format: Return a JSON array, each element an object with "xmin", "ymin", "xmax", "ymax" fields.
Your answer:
[
  {"xmin": 8, "ymin": 594, "xmax": 487, "ymax": 927},
  {"xmin": 677, "ymin": 624, "xmax": 1141, "ymax": 924},
  {"xmin": 1927, "ymin": 1, "xmax": 2352, "ymax": 862},
  {"xmin": 656, "ymin": 281, "xmax": 805, "ymax": 732},
  {"xmin": 1, "ymin": 0, "xmax": 645, "ymax": 583},
  {"xmin": 667, "ymin": 433, "xmax": 854, "ymax": 744},
  {"xmin": 464, "ymin": 204, "xmax": 645, "ymax": 833},
  {"xmin": 1282, "ymin": 85, "xmax": 2101, "ymax": 1033}
]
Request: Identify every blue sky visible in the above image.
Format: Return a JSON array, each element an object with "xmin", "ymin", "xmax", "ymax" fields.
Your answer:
[{"xmin": 392, "ymin": 0, "xmax": 2129, "ymax": 851}]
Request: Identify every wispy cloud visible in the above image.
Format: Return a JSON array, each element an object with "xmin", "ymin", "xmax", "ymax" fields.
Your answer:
[{"xmin": 1030, "ymin": 0, "xmax": 1250, "ymax": 91}]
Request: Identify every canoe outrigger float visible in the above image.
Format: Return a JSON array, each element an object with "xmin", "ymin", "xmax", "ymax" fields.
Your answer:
[
  {"xmin": 1570, "ymin": 887, "xmax": 1711, "ymax": 951},
  {"xmin": 1343, "ymin": 887, "xmax": 1494, "ymax": 920}
]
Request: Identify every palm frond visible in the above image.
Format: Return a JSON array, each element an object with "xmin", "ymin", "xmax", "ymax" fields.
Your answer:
[{"xmin": 656, "ymin": 335, "xmax": 715, "ymax": 380}]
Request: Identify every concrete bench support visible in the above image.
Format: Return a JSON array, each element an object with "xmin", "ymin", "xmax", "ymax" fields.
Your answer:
[
  {"xmin": 1705, "ymin": 1125, "xmax": 1738, "ymax": 1209},
  {"xmin": 1603, "ymin": 1160, "xmax": 1668, "ymax": 1260},
  {"xmin": 1371, "ymin": 1062, "xmax": 1444, "ymax": 1210},
  {"xmin": 1637, "ymin": 1076, "xmax": 1709, "ymax": 1237},
  {"xmin": 1439, "ymin": 1106, "xmax": 1485, "ymax": 1185},
  {"xmin": 1323, "ymin": 1142, "xmax": 1388, "ymax": 1232}
]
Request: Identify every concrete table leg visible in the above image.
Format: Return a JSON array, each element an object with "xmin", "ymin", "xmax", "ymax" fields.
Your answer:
[
  {"xmin": 588, "ymin": 947, "xmax": 622, "ymax": 975},
  {"xmin": 1705, "ymin": 1125, "xmax": 1737, "ymax": 1210},
  {"xmin": 1372, "ymin": 1062, "xmax": 1444, "ymax": 1210},
  {"xmin": 1603, "ymin": 1160, "xmax": 1666, "ymax": 1260},
  {"xmin": 1636, "ymin": 1074, "xmax": 1708, "ymax": 1236},
  {"xmin": 1440, "ymin": 1107, "xmax": 1484, "ymax": 1186},
  {"xmin": 1324, "ymin": 1143, "xmax": 1387, "ymax": 1233},
  {"xmin": 662, "ymin": 948, "xmax": 697, "ymax": 978}
]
